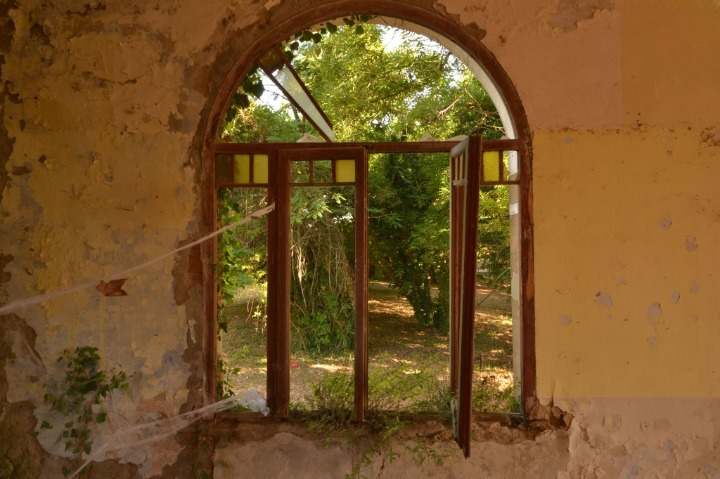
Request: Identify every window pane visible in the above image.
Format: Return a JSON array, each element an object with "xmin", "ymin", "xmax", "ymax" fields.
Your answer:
[
  {"xmin": 482, "ymin": 151, "xmax": 500, "ymax": 182},
  {"xmin": 234, "ymin": 154, "xmax": 251, "ymax": 184},
  {"xmin": 507, "ymin": 150, "xmax": 520, "ymax": 181},
  {"xmin": 335, "ymin": 159, "xmax": 355, "ymax": 183},
  {"xmin": 368, "ymin": 152, "xmax": 451, "ymax": 415},
  {"xmin": 253, "ymin": 154, "xmax": 269, "ymax": 184},
  {"xmin": 273, "ymin": 66, "xmax": 336, "ymax": 142}
]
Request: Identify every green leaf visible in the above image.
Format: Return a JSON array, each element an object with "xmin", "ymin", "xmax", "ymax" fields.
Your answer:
[
  {"xmin": 96, "ymin": 412, "xmax": 107, "ymax": 423},
  {"xmin": 355, "ymin": 24, "xmax": 364, "ymax": 35}
]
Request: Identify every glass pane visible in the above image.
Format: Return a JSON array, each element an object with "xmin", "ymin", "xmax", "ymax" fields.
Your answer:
[
  {"xmin": 291, "ymin": 160, "xmax": 310, "ymax": 184},
  {"xmin": 507, "ymin": 150, "xmax": 520, "ymax": 181},
  {"xmin": 273, "ymin": 67, "xmax": 336, "ymax": 142},
  {"xmin": 335, "ymin": 159, "xmax": 355, "ymax": 183},
  {"xmin": 314, "ymin": 160, "xmax": 332, "ymax": 183},
  {"xmin": 482, "ymin": 151, "xmax": 500, "ymax": 182},
  {"xmin": 215, "ymin": 154, "xmax": 233, "ymax": 185},
  {"xmin": 253, "ymin": 154, "xmax": 269, "ymax": 184},
  {"xmin": 234, "ymin": 154, "xmax": 251, "ymax": 184}
]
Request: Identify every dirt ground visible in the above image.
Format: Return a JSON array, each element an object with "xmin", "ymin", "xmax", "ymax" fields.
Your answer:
[{"xmin": 220, "ymin": 280, "xmax": 515, "ymax": 412}]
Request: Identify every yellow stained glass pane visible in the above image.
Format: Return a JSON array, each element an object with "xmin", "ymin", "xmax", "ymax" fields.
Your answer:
[
  {"xmin": 234, "ymin": 154, "xmax": 250, "ymax": 183},
  {"xmin": 253, "ymin": 154, "xmax": 269, "ymax": 184},
  {"xmin": 335, "ymin": 159, "xmax": 355, "ymax": 183},
  {"xmin": 483, "ymin": 151, "xmax": 500, "ymax": 182}
]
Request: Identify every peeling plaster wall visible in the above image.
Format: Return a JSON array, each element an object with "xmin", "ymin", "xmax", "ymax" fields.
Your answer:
[{"xmin": 1, "ymin": 0, "xmax": 719, "ymax": 478}]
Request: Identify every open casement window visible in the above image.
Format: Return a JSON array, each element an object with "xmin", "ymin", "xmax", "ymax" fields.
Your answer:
[
  {"xmin": 449, "ymin": 134, "xmax": 523, "ymax": 456},
  {"xmin": 449, "ymin": 135, "xmax": 481, "ymax": 458}
]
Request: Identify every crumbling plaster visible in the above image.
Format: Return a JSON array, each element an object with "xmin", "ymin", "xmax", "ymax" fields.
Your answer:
[{"xmin": 0, "ymin": 0, "xmax": 719, "ymax": 477}]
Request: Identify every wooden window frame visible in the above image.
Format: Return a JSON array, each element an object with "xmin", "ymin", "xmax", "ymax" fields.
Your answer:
[
  {"xmin": 201, "ymin": 2, "xmax": 535, "ymax": 457},
  {"xmin": 209, "ymin": 139, "xmax": 533, "ymax": 455}
]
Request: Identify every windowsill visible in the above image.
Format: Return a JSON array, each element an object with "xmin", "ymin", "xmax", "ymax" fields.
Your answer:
[{"xmin": 207, "ymin": 407, "xmax": 559, "ymax": 449}]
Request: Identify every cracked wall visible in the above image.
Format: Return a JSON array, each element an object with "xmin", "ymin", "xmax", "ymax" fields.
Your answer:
[{"xmin": 1, "ymin": 0, "xmax": 719, "ymax": 478}]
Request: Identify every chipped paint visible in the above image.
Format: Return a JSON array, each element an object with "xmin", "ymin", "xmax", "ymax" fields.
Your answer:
[{"xmin": 1, "ymin": 0, "xmax": 720, "ymax": 477}]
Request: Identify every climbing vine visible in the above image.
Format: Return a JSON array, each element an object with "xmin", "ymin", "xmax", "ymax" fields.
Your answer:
[{"xmin": 39, "ymin": 346, "xmax": 130, "ymax": 477}]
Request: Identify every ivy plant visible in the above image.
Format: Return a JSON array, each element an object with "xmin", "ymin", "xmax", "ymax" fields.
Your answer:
[{"xmin": 39, "ymin": 346, "xmax": 130, "ymax": 477}]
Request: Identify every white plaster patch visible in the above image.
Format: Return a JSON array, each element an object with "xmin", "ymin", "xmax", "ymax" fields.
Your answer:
[
  {"xmin": 670, "ymin": 291, "xmax": 680, "ymax": 304},
  {"xmin": 658, "ymin": 217, "xmax": 672, "ymax": 229},
  {"xmin": 685, "ymin": 235, "xmax": 698, "ymax": 252},
  {"xmin": 594, "ymin": 291, "xmax": 613, "ymax": 307},
  {"xmin": 647, "ymin": 302, "xmax": 663, "ymax": 319},
  {"xmin": 560, "ymin": 314, "xmax": 572, "ymax": 326}
]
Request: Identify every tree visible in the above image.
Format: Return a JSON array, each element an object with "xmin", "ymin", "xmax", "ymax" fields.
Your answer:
[{"xmin": 370, "ymin": 151, "xmax": 450, "ymax": 329}]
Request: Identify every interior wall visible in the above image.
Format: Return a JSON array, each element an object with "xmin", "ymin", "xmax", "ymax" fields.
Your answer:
[{"xmin": 1, "ymin": 0, "xmax": 719, "ymax": 478}]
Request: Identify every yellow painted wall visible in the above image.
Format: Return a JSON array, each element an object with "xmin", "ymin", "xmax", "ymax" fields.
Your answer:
[
  {"xmin": 440, "ymin": 0, "xmax": 720, "ymax": 401},
  {"xmin": 534, "ymin": 127, "xmax": 720, "ymax": 400},
  {"xmin": 1, "ymin": 0, "xmax": 719, "ymax": 477}
]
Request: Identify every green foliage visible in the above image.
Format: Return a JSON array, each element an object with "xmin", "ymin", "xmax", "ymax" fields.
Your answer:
[
  {"xmin": 300, "ymin": 364, "xmax": 456, "ymax": 479},
  {"xmin": 477, "ymin": 186, "xmax": 511, "ymax": 290},
  {"xmin": 472, "ymin": 376, "xmax": 520, "ymax": 413},
  {"xmin": 290, "ymin": 188, "xmax": 355, "ymax": 353},
  {"xmin": 216, "ymin": 188, "xmax": 269, "ymax": 333},
  {"xmin": 285, "ymin": 14, "xmax": 374, "ymax": 63},
  {"xmin": 40, "ymin": 346, "xmax": 129, "ymax": 477},
  {"xmin": 289, "ymin": 25, "xmax": 502, "ymax": 142},
  {"xmin": 220, "ymin": 20, "xmax": 512, "ymax": 346},
  {"xmin": 222, "ymin": 102, "xmax": 306, "ymax": 143},
  {"xmin": 300, "ymin": 356, "xmax": 451, "ymax": 429},
  {"xmin": 369, "ymin": 152, "xmax": 450, "ymax": 329},
  {"xmin": 221, "ymin": 23, "xmax": 509, "ymax": 328}
]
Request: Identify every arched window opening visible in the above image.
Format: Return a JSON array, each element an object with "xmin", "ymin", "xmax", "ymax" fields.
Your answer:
[{"xmin": 205, "ymin": 13, "xmax": 533, "ymax": 458}]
